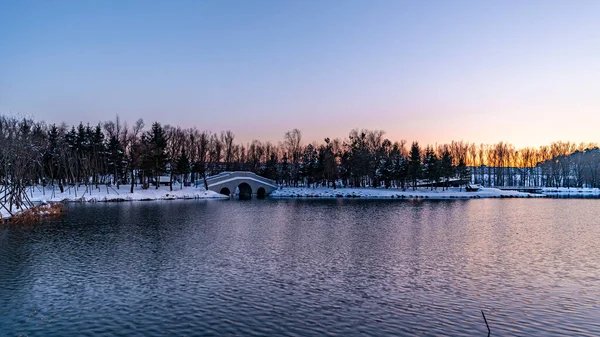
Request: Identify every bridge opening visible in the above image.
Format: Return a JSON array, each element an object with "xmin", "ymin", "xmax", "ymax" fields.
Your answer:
[
  {"xmin": 237, "ymin": 183, "xmax": 252, "ymax": 200},
  {"xmin": 219, "ymin": 187, "xmax": 231, "ymax": 196},
  {"xmin": 257, "ymin": 187, "xmax": 266, "ymax": 199}
]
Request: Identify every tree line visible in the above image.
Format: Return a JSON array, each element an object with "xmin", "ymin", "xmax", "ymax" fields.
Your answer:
[{"xmin": 1, "ymin": 115, "xmax": 600, "ymax": 197}]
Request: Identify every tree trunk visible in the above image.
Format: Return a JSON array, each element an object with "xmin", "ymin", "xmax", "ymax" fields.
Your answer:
[
  {"xmin": 130, "ymin": 169, "xmax": 135, "ymax": 193},
  {"xmin": 203, "ymin": 172, "xmax": 209, "ymax": 191}
]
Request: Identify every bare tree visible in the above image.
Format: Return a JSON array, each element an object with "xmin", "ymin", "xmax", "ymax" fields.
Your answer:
[
  {"xmin": 284, "ymin": 129, "xmax": 302, "ymax": 186},
  {"xmin": 221, "ymin": 130, "xmax": 235, "ymax": 171},
  {"xmin": 208, "ymin": 133, "xmax": 222, "ymax": 175}
]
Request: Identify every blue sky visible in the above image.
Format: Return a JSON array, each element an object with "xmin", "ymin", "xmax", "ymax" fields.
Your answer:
[{"xmin": 1, "ymin": 0, "xmax": 599, "ymax": 147}]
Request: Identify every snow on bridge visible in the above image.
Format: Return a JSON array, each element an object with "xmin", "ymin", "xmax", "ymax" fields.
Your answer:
[{"xmin": 205, "ymin": 171, "xmax": 278, "ymax": 198}]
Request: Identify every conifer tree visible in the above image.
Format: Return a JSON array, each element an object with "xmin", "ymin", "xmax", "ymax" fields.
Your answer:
[
  {"xmin": 456, "ymin": 157, "xmax": 470, "ymax": 190},
  {"xmin": 440, "ymin": 148, "xmax": 454, "ymax": 190},
  {"xmin": 423, "ymin": 146, "xmax": 440, "ymax": 190},
  {"xmin": 408, "ymin": 141, "xmax": 422, "ymax": 190}
]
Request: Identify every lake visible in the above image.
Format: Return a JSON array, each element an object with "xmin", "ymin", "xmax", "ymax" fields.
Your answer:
[{"xmin": 1, "ymin": 199, "xmax": 599, "ymax": 336}]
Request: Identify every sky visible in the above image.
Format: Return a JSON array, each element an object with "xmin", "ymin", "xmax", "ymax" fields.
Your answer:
[{"xmin": 1, "ymin": 0, "xmax": 599, "ymax": 148}]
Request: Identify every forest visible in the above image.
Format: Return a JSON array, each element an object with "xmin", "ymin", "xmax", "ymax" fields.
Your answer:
[{"xmin": 1, "ymin": 115, "xmax": 600, "ymax": 198}]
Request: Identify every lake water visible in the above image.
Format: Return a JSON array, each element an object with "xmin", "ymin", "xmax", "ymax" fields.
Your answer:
[{"xmin": 1, "ymin": 199, "xmax": 599, "ymax": 336}]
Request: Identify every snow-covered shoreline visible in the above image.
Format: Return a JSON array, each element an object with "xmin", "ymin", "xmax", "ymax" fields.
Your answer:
[
  {"xmin": 4, "ymin": 185, "xmax": 599, "ymax": 221},
  {"xmin": 270, "ymin": 187, "xmax": 543, "ymax": 199},
  {"xmin": 27, "ymin": 185, "xmax": 228, "ymax": 203},
  {"xmin": 1, "ymin": 185, "xmax": 228, "ymax": 220},
  {"xmin": 540, "ymin": 187, "xmax": 600, "ymax": 197}
]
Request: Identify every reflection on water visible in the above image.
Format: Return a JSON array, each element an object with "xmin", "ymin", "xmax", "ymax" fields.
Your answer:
[{"xmin": 1, "ymin": 199, "xmax": 599, "ymax": 336}]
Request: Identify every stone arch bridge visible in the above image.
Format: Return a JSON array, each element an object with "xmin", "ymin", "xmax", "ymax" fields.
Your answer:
[{"xmin": 205, "ymin": 172, "xmax": 278, "ymax": 198}]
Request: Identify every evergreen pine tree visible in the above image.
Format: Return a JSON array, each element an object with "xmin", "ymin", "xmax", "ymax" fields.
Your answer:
[
  {"xmin": 457, "ymin": 157, "xmax": 470, "ymax": 190},
  {"xmin": 408, "ymin": 142, "xmax": 422, "ymax": 190},
  {"xmin": 441, "ymin": 148, "xmax": 454, "ymax": 190},
  {"xmin": 423, "ymin": 146, "xmax": 440, "ymax": 190}
]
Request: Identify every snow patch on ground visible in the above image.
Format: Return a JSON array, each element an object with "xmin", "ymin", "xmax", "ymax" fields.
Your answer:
[{"xmin": 271, "ymin": 187, "xmax": 542, "ymax": 199}]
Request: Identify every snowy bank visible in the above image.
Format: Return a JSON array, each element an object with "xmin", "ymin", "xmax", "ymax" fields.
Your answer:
[
  {"xmin": 24, "ymin": 185, "xmax": 229, "ymax": 203},
  {"xmin": 2, "ymin": 185, "xmax": 226, "ymax": 220},
  {"xmin": 0, "ymin": 185, "xmax": 549, "ymax": 221},
  {"xmin": 270, "ymin": 187, "xmax": 543, "ymax": 199},
  {"xmin": 541, "ymin": 187, "xmax": 600, "ymax": 197}
]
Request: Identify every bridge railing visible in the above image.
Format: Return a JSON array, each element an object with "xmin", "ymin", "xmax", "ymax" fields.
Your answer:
[
  {"xmin": 205, "ymin": 171, "xmax": 278, "ymax": 187},
  {"xmin": 496, "ymin": 186, "xmax": 543, "ymax": 191},
  {"xmin": 205, "ymin": 172, "xmax": 233, "ymax": 181},
  {"xmin": 225, "ymin": 172, "xmax": 277, "ymax": 186}
]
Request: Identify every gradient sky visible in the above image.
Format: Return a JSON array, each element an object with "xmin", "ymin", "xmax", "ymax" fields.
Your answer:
[{"xmin": 1, "ymin": 0, "xmax": 599, "ymax": 148}]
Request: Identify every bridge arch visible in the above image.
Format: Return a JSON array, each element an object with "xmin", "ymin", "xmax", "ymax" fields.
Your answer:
[
  {"xmin": 257, "ymin": 187, "xmax": 266, "ymax": 198},
  {"xmin": 219, "ymin": 187, "xmax": 231, "ymax": 196},
  {"xmin": 237, "ymin": 183, "xmax": 252, "ymax": 200}
]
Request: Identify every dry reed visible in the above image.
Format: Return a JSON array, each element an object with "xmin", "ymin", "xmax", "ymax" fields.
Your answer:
[{"xmin": 5, "ymin": 203, "xmax": 64, "ymax": 225}]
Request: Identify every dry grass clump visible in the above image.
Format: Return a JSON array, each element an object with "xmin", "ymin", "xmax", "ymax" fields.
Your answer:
[{"xmin": 5, "ymin": 203, "xmax": 64, "ymax": 225}]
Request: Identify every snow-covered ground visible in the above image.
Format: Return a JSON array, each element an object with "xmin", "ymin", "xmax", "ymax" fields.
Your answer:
[
  {"xmin": 1, "ymin": 185, "xmax": 227, "ymax": 220},
  {"xmin": 540, "ymin": 187, "xmax": 600, "ymax": 196},
  {"xmin": 271, "ymin": 187, "xmax": 543, "ymax": 199},
  {"xmin": 27, "ymin": 185, "xmax": 228, "ymax": 203}
]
